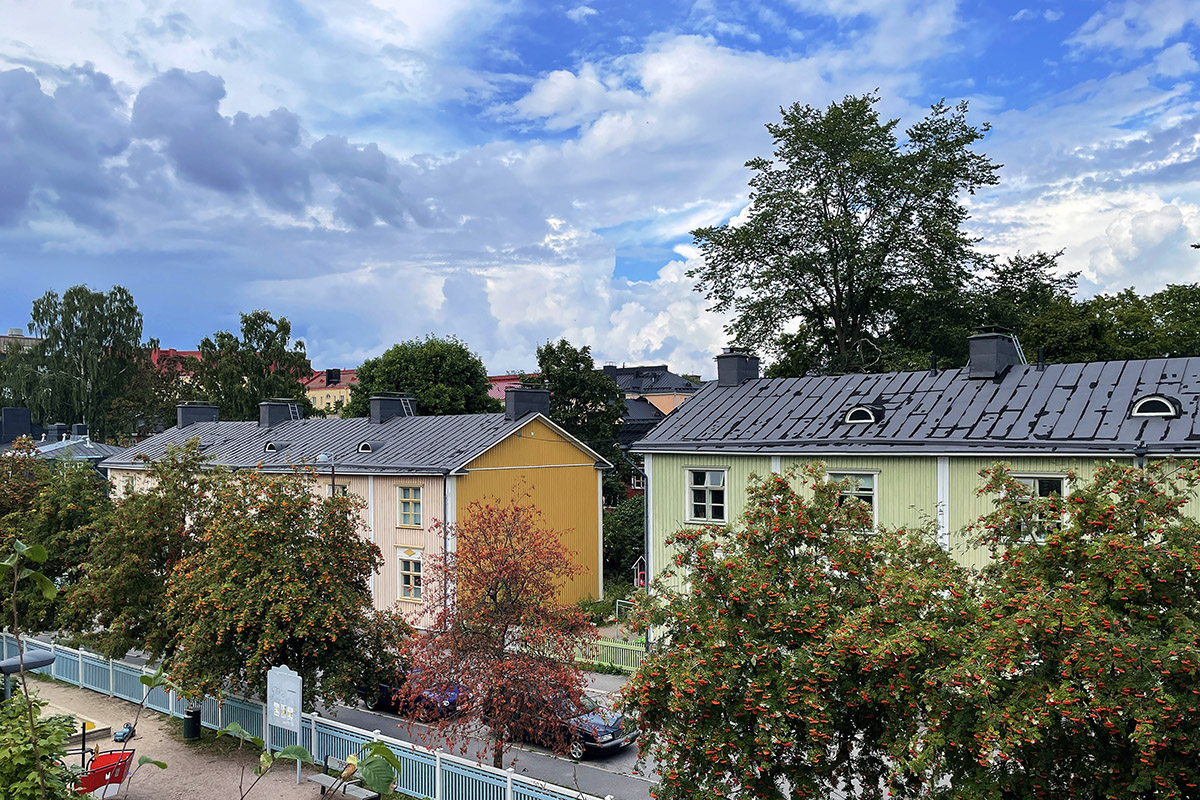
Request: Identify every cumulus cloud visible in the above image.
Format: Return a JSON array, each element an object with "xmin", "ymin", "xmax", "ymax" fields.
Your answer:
[
  {"xmin": 1070, "ymin": 0, "xmax": 1200, "ymax": 52},
  {"xmin": 566, "ymin": 5, "xmax": 598, "ymax": 23}
]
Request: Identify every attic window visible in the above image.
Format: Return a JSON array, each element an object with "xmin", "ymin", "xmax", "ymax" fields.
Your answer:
[
  {"xmin": 844, "ymin": 406, "xmax": 878, "ymax": 424},
  {"xmin": 263, "ymin": 441, "xmax": 289, "ymax": 453},
  {"xmin": 357, "ymin": 440, "xmax": 385, "ymax": 454},
  {"xmin": 264, "ymin": 443, "xmax": 276, "ymax": 453},
  {"xmin": 358, "ymin": 441, "xmax": 372, "ymax": 453},
  {"xmin": 1131, "ymin": 395, "xmax": 1179, "ymax": 418}
]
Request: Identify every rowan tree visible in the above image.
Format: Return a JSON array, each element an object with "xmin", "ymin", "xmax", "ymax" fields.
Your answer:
[
  {"xmin": 404, "ymin": 493, "xmax": 597, "ymax": 768},
  {"xmin": 160, "ymin": 469, "xmax": 391, "ymax": 708},
  {"xmin": 932, "ymin": 462, "xmax": 1200, "ymax": 799},
  {"xmin": 624, "ymin": 467, "xmax": 976, "ymax": 799},
  {"xmin": 65, "ymin": 440, "xmax": 222, "ymax": 660}
]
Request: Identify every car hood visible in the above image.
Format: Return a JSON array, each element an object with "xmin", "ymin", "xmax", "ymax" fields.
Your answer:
[{"xmin": 575, "ymin": 707, "xmax": 626, "ymax": 735}]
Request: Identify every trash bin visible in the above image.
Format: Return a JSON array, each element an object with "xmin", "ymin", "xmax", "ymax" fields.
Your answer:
[{"xmin": 182, "ymin": 706, "xmax": 202, "ymax": 740}]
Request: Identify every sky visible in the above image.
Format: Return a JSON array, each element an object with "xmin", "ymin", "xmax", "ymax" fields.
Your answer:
[{"xmin": 1, "ymin": 0, "xmax": 1198, "ymax": 379}]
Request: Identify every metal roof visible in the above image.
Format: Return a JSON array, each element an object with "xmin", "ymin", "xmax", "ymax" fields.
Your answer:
[
  {"xmin": 603, "ymin": 365, "xmax": 700, "ymax": 395},
  {"xmin": 634, "ymin": 358, "xmax": 1200, "ymax": 456},
  {"xmin": 101, "ymin": 412, "xmax": 609, "ymax": 474}
]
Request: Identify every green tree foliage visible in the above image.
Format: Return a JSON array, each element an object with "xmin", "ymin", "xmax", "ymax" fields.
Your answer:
[
  {"xmin": 65, "ymin": 442, "xmax": 221, "ymax": 660},
  {"xmin": 0, "ymin": 692, "xmax": 76, "ymax": 800},
  {"xmin": 344, "ymin": 334, "xmax": 499, "ymax": 417},
  {"xmin": 105, "ymin": 344, "xmax": 195, "ymax": 441},
  {"xmin": 0, "ymin": 439, "xmax": 110, "ymax": 634},
  {"xmin": 160, "ymin": 468, "xmax": 390, "ymax": 708},
  {"xmin": 405, "ymin": 494, "xmax": 597, "ymax": 768},
  {"xmin": 535, "ymin": 338, "xmax": 625, "ymax": 500},
  {"xmin": 625, "ymin": 467, "xmax": 973, "ymax": 799},
  {"xmin": 190, "ymin": 310, "xmax": 312, "ymax": 421},
  {"xmin": 603, "ymin": 493, "xmax": 643, "ymax": 581},
  {"xmin": 0, "ymin": 285, "xmax": 144, "ymax": 442},
  {"xmin": 691, "ymin": 94, "xmax": 999, "ymax": 375},
  {"xmin": 933, "ymin": 461, "xmax": 1200, "ymax": 798}
]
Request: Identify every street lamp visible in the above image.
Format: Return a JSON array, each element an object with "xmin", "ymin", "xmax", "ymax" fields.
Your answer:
[{"xmin": 2, "ymin": 650, "xmax": 55, "ymax": 700}]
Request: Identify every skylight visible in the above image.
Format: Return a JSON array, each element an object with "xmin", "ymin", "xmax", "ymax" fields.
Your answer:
[{"xmin": 1130, "ymin": 395, "xmax": 1179, "ymax": 418}]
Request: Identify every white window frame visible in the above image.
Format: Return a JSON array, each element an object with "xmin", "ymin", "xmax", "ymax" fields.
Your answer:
[
  {"xmin": 326, "ymin": 483, "xmax": 348, "ymax": 498},
  {"xmin": 1012, "ymin": 473, "xmax": 1069, "ymax": 543},
  {"xmin": 685, "ymin": 467, "xmax": 728, "ymax": 524},
  {"xmin": 828, "ymin": 470, "xmax": 879, "ymax": 533},
  {"xmin": 398, "ymin": 548, "xmax": 423, "ymax": 602},
  {"xmin": 844, "ymin": 406, "xmax": 877, "ymax": 424},
  {"xmin": 631, "ymin": 472, "xmax": 646, "ymax": 490},
  {"xmin": 397, "ymin": 485, "xmax": 423, "ymax": 528},
  {"xmin": 1131, "ymin": 395, "xmax": 1178, "ymax": 418}
]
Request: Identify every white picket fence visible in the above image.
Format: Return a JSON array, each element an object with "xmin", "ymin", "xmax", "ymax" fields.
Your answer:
[{"xmin": 3, "ymin": 633, "xmax": 612, "ymax": 800}]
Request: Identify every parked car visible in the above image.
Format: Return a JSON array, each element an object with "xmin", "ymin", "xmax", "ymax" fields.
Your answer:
[
  {"xmin": 357, "ymin": 671, "xmax": 466, "ymax": 720},
  {"xmin": 496, "ymin": 692, "xmax": 638, "ymax": 760}
]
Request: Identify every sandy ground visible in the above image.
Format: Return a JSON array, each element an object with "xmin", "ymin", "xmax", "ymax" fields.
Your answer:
[{"xmin": 30, "ymin": 679, "xmax": 321, "ymax": 800}]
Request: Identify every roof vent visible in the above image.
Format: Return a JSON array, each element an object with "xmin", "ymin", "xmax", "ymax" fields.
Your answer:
[
  {"xmin": 1131, "ymin": 395, "xmax": 1180, "ymax": 418},
  {"xmin": 357, "ymin": 440, "xmax": 384, "ymax": 454},
  {"xmin": 176, "ymin": 403, "xmax": 218, "ymax": 429},
  {"xmin": 325, "ymin": 368, "xmax": 341, "ymax": 386},
  {"xmin": 967, "ymin": 327, "xmax": 1025, "ymax": 380},
  {"xmin": 264, "ymin": 441, "xmax": 290, "ymax": 453}
]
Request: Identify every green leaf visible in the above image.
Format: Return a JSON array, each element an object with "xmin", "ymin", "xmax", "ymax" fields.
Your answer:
[
  {"xmin": 139, "ymin": 665, "xmax": 169, "ymax": 689},
  {"xmin": 31, "ymin": 572, "xmax": 56, "ymax": 600},
  {"xmin": 274, "ymin": 745, "xmax": 313, "ymax": 764},
  {"xmin": 259, "ymin": 752, "xmax": 273, "ymax": 772},
  {"xmin": 216, "ymin": 720, "xmax": 263, "ymax": 748},
  {"xmin": 357, "ymin": 754, "xmax": 397, "ymax": 794},
  {"xmin": 22, "ymin": 544, "xmax": 48, "ymax": 563},
  {"xmin": 137, "ymin": 755, "xmax": 167, "ymax": 769},
  {"xmin": 361, "ymin": 740, "xmax": 403, "ymax": 773}
]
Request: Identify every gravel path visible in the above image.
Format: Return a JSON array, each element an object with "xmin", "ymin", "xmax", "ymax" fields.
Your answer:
[{"xmin": 32, "ymin": 680, "xmax": 319, "ymax": 800}]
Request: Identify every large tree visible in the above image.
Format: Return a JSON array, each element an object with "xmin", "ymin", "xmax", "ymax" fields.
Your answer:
[
  {"xmin": 404, "ymin": 494, "xmax": 597, "ymax": 768},
  {"xmin": 691, "ymin": 94, "xmax": 999, "ymax": 375},
  {"xmin": 1, "ymin": 285, "xmax": 144, "ymax": 441},
  {"xmin": 345, "ymin": 334, "xmax": 499, "ymax": 417},
  {"xmin": 625, "ymin": 468, "xmax": 973, "ymax": 799},
  {"xmin": 535, "ymin": 339, "xmax": 623, "ymax": 471},
  {"xmin": 190, "ymin": 310, "xmax": 312, "ymax": 421},
  {"xmin": 160, "ymin": 468, "xmax": 393, "ymax": 708},
  {"xmin": 105, "ymin": 343, "xmax": 195, "ymax": 441}
]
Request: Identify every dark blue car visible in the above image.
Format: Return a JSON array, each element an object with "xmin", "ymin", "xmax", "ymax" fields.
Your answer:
[
  {"xmin": 511, "ymin": 694, "xmax": 639, "ymax": 760},
  {"xmin": 358, "ymin": 673, "xmax": 465, "ymax": 720}
]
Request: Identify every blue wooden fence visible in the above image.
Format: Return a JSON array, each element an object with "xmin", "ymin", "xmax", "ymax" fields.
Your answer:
[{"xmin": 2, "ymin": 634, "xmax": 609, "ymax": 800}]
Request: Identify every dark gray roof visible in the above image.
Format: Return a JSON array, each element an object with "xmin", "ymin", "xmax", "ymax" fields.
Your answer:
[
  {"xmin": 603, "ymin": 365, "xmax": 700, "ymax": 395},
  {"xmin": 634, "ymin": 358, "xmax": 1200, "ymax": 456},
  {"xmin": 101, "ymin": 412, "xmax": 607, "ymax": 474}
]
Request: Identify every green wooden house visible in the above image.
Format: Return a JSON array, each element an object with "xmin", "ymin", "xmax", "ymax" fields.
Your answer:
[{"xmin": 633, "ymin": 332, "xmax": 1200, "ymax": 581}]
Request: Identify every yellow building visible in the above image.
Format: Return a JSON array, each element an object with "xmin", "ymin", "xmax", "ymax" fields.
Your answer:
[
  {"xmin": 304, "ymin": 368, "xmax": 358, "ymax": 411},
  {"xmin": 102, "ymin": 390, "xmax": 608, "ymax": 623}
]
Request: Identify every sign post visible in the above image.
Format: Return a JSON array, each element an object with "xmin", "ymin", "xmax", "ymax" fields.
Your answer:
[{"xmin": 266, "ymin": 665, "xmax": 303, "ymax": 784}]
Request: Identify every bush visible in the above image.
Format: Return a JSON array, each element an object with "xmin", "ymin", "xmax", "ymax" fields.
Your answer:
[{"xmin": 0, "ymin": 692, "xmax": 77, "ymax": 800}]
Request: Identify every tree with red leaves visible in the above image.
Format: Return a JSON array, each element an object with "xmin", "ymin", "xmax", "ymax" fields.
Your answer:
[
  {"xmin": 932, "ymin": 461, "xmax": 1200, "ymax": 799},
  {"xmin": 624, "ymin": 466, "xmax": 976, "ymax": 800},
  {"xmin": 404, "ymin": 494, "xmax": 598, "ymax": 768}
]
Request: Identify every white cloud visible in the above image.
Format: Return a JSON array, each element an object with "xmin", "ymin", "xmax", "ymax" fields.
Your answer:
[
  {"xmin": 1044, "ymin": 9, "xmax": 1063, "ymax": 21},
  {"xmin": 1011, "ymin": 9, "xmax": 1036, "ymax": 21},
  {"xmin": 566, "ymin": 5, "xmax": 598, "ymax": 23},
  {"xmin": 1070, "ymin": 0, "xmax": 1200, "ymax": 52}
]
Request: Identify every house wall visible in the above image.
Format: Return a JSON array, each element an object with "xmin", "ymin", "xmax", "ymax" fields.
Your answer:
[
  {"xmin": 458, "ymin": 417, "xmax": 602, "ymax": 605},
  {"xmin": 627, "ymin": 392, "xmax": 694, "ymax": 415},
  {"xmin": 645, "ymin": 451, "xmax": 1182, "ymax": 580}
]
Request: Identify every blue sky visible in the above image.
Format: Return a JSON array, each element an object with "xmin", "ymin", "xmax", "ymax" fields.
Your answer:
[{"xmin": 1, "ymin": 0, "xmax": 1198, "ymax": 377}]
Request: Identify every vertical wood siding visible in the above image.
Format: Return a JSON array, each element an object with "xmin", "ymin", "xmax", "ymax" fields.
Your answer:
[{"xmin": 458, "ymin": 418, "xmax": 602, "ymax": 605}]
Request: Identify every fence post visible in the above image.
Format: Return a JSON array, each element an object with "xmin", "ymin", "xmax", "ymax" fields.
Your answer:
[
  {"xmin": 434, "ymin": 749, "xmax": 443, "ymax": 800},
  {"xmin": 506, "ymin": 767, "xmax": 514, "ymax": 799},
  {"xmin": 77, "ymin": 649, "xmax": 83, "ymax": 687},
  {"xmin": 263, "ymin": 703, "xmax": 270, "ymax": 753},
  {"xmin": 311, "ymin": 712, "xmax": 320, "ymax": 762},
  {"xmin": 108, "ymin": 656, "xmax": 114, "ymax": 697}
]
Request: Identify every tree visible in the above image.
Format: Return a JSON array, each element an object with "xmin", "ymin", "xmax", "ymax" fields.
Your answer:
[
  {"xmin": 932, "ymin": 461, "xmax": 1200, "ymax": 799},
  {"xmin": 691, "ymin": 94, "xmax": 999, "ymax": 375},
  {"xmin": 345, "ymin": 335, "xmax": 499, "ymax": 417},
  {"xmin": 160, "ymin": 468, "xmax": 392, "ymax": 708},
  {"xmin": 0, "ymin": 285, "xmax": 144, "ymax": 441},
  {"xmin": 404, "ymin": 493, "xmax": 597, "ymax": 768},
  {"xmin": 65, "ymin": 441, "xmax": 222, "ymax": 660},
  {"xmin": 105, "ymin": 344, "xmax": 194, "ymax": 441},
  {"xmin": 602, "ymin": 493, "xmax": 643, "ymax": 583},
  {"xmin": 624, "ymin": 467, "xmax": 975, "ymax": 799},
  {"xmin": 0, "ymin": 692, "xmax": 76, "ymax": 800},
  {"xmin": 190, "ymin": 310, "xmax": 312, "ymax": 421},
  {"xmin": 0, "ymin": 439, "xmax": 110, "ymax": 635},
  {"xmin": 535, "ymin": 339, "xmax": 624, "ymax": 493}
]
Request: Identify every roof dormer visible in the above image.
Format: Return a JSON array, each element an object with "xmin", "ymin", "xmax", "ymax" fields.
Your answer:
[
  {"xmin": 1130, "ymin": 394, "xmax": 1180, "ymax": 419},
  {"xmin": 844, "ymin": 404, "xmax": 883, "ymax": 424}
]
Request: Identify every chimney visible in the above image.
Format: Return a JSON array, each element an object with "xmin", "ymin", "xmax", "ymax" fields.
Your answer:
[
  {"xmin": 602, "ymin": 365, "xmax": 618, "ymax": 377},
  {"xmin": 968, "ymin": 327, "xmax": 1025, "ymax": 380},
  {"xmin": 1, "ymin": 407, "xmax": 31, "ymax": 444},
  {"xmin": 71, "ymin": 423, "xmax": 88, "ymax": 439},
  {"xmin": 325, "ymin": 368, "xmax": 341, "ymax": 386},
  {"xmin": 45, "ymin": 423, "xmax": 69, "ymax": 441},
  {"xmin": 259, "ymin": 400, "xmax": 301, "ymax": 428},
  {"xmin": 715, "ymin": 348, "xmax": 760, "ymax": 387},
  {"xmin": 177, "ymin": 403, "xmax": 219, "ymax": 429},
  {"xmin": 7, "ymin": 328, "xmax": 22, "ymax": 336},
  {"xmin": 370, "ymin": 395, "xmax": 417, "ymax": 424},
  {"xmin": 505, "ymin": 387, "xmax": 550, "ymax": 421}
]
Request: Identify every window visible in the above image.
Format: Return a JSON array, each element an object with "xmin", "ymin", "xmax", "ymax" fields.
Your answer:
[
  {"xmin": 326, "ymin": 483, "xmax": 348, "ymax": 497},
  {"xmin": 828, "ymin": 472, "xmax": 877, "ymax": 530},
  {"xmin": 398, "ymin": 549, "xmax": 422, "ymax": 601},
  {"xmin": 844, "ymin": 406, "xmax": 878, "ymax": 424},
  {"xmin": 1013, "ymin": 475, "xmax": 1066, "ymax": 542},
  {"xmin": 631, "ymin": 472, "xmax": 646, "ymax": 490},
  {"xmin": 398, "ymin": 486, "xmax": 422, "ymax": 527},
  {"xmin": 687, "ymin": 469, "xmax": 727, "ymax": 523},
  {"xmin": 1131, "ymin": 395, "xmax": 1179, "ymax": 418}
]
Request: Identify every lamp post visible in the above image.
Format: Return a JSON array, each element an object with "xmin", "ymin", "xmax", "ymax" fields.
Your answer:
[{"xmin": 316, "ymin": 452, "xmax": 336, "ymax": 496}]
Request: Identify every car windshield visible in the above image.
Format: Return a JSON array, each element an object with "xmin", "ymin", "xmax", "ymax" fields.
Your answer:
[{"xmin": 576, "ymin": 695, "xmax": 600, "ymax": 714}]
